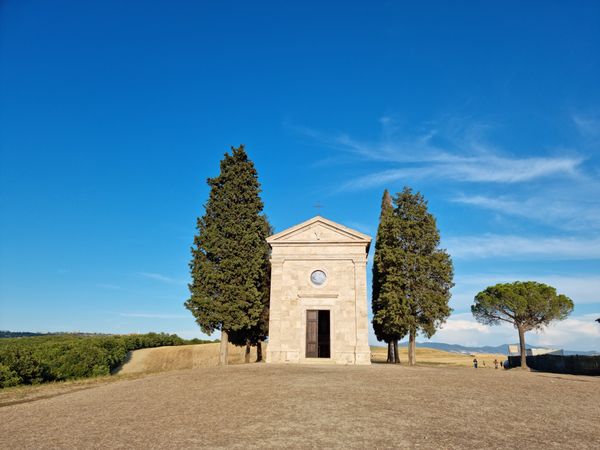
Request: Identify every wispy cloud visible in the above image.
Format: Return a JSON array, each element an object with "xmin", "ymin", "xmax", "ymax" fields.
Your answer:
[
  {"xmin": 426, "ymin": 312, "xmax": 521, "ymax": 347},
  {"xmin": 343, "ymin": 155, "xmax": 581, "ymax": 191},
  {"xmin": 573, "ymin": 113, "xmax": 600, "ymax": 141},
  {"xmin": 429, "ymin": 312, "xmax": 600, "ymax": 351},
  {"xmin": 119, "ymin": 312, "xmax": 189, "ymax": 319},
  {"xmin": 444, "ymin": 234, "xmax": 600, "ymax": 260},
  {"xmin": 137, "ymin": 272, "xmax": 186, "ymax": 285},
  {"xmin": 453, "ymin": 274, "xmax": 600, "ymax": 307},
  {"xmin": 452, "ymin": 192, "xmax": 600, "ymax": 231},
  {"xmin": 532, "ymin": 313, "xmax": 600, "ymax": 349},
  {"xmin": 292, "ymin": 119, "xmax": 583, "ymax": 191}
]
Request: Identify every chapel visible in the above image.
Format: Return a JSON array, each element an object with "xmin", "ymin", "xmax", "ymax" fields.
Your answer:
[{"xmin": 265, "ymin": 216, "xmax": 372, "ymax": 365}]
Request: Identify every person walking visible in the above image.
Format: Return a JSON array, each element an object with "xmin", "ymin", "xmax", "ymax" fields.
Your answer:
[{"xmin": 473, "ymin": 357, "xmax": 478, "ymax": 369}]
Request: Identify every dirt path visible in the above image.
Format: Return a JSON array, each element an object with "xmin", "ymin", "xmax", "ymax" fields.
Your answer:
[{"xmin": 2, "ymin": 363, "xmax": 599, "ymax": 449}]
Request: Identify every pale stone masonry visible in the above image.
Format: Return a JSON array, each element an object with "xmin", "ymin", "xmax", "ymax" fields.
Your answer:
[{"xmin": 266, "ymin": 216, "xmax": 372, "ymax": 365}]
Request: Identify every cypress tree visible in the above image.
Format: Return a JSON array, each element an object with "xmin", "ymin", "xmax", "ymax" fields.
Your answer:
[
  {"xmin": 229, "ymin": 302, "xmax": 270, "ymax": 363},
  {"xmin": 185, "ymin": 145, "xmax": 271, "ymax": 365},
  {"xmin": 372, "ymin": 189, "xmax": 405, "ymax": 363},
  {"xmin": 391, "ymin": 187, "xmax": 454, "ymax": 366},
  {"xmin": 228, "ymin": 220, "xmax": 273, "ymax": 363}
]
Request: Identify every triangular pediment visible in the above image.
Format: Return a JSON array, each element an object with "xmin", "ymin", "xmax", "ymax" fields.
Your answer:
[{"xmin": 267, "ymin": 216, "xmax": 371, "ymax": 245}]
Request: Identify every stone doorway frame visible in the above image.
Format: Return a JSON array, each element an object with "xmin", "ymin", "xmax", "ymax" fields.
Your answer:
[{"xmin": 301, "ymin": 304, "xmax": 333, "ymax": 362}]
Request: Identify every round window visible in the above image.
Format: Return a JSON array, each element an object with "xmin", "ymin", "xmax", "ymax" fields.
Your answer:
[{"xmin": 310, "ymin": 270, "xmax": 327, "ymax": 286}]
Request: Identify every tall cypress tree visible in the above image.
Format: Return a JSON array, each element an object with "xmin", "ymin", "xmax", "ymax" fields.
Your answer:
[
  {"xmin": 185, "ymin": 145, "xmax": 271, "ymax": 365},
  {"xmin": 228, "ymin": 221, "xmax": 272, "ymax": 362},
  {"xmin": 372, "ymin": 189, "xmax": 405, "ymax": 363},
  {"xmin": 391, "ymin": 187, "xmax": 454, "ymax": 366}
]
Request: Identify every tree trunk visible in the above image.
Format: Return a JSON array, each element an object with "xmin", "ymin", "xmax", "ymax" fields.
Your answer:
[
  {"xmin": 408, "ymin": 329, "xmax": 416, "ymax": 366},
  {"xmin": 518, "ymin": 325, "xmax": 529, "ymax": 370},
  {"xmin": 393, "ymin": 339, "xmax": 400, "ymax": 364},
  {"xmin": 244, "ymin": 340, "xmax": 251, "ymax": 363},
  {"xmin": 219, "ymin": 329, "xmax": 229, "ymax": 366},
  {"xmin": 256, "ymin": 341, "xmax": 263, "ymax": 362},
  {"xmin": 387, "ymin": 341, "xmax": 393, "ymax": 363}
]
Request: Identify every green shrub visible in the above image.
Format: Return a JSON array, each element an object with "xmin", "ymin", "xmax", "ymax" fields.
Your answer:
[
  {"xmin": 0, "ymin": 363, "xmax": 21, "ymax": 387},
  {"xmin": 0, "ymin": 332, "xmax": 201, "ymax": 388},
  {"xmin": 0, "ymin": 347, "xmax": 46, "ymax": 384}
]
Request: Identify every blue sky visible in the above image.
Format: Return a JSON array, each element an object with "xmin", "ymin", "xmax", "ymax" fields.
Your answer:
[{"xmin": 1, "ymin": 1, "xmax": 599, "ymax": 350}]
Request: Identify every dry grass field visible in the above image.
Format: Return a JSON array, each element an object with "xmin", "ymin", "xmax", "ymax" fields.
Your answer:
[
  {"xmin": 1, "ymin": 344, "xmax": 599, "ymax": 449},
  {"xmin": 0, "ymin": 343, "xmax": 501, "ymax": 408},
  {"xmin": 115, "ymin": 342, "xmax": 260, "ymax": 375},
  {"xmin": 115, "ymin": 343, "xmax": 504, "ymax": 376},
  {"xmin": 370, "ymin": 345, "xmax": 505, "ymax": 367},
  {"xmin": 2, "ymin": 362, "xmax": 599, "ymax": 449}
]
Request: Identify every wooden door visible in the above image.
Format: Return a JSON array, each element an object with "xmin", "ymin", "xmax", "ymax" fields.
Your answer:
[{"xmin": 306, "ymin": 310, "xmax": 318, "ymax": 358}]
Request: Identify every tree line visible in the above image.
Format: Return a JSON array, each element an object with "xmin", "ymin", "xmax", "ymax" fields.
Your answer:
[{"xmin": 0, "ymin": 333, "xmax": 210, "ymax": 387}]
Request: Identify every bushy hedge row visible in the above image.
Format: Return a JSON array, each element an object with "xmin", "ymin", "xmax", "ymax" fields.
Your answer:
[{"xmin": 0, "ymin": 333, "xmax": 212, "ymax": 388}]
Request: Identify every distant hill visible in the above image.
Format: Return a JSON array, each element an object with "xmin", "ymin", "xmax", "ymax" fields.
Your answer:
[
  {"xmin": 0, "ymin": 331, "xmax": 48, "ymax": 338},
  {"xmin": 560, "ymin": 349, "xmax": 600, "ymax": 356},
  {"xmin": 408, "ymin": 342, "xmax": 511, "ymax": 354},
  {"xmin": 0, "ymin": 330, "xmax": 112, "ymax": 339},
  {"xmin": 390, "ymin": 341, "xmax": 599, "ymax": 356}
]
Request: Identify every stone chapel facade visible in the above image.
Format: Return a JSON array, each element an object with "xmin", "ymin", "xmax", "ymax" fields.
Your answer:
[{"xmin": 265, "ymin": 216, "xmax": 372, "ymax": 365}]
